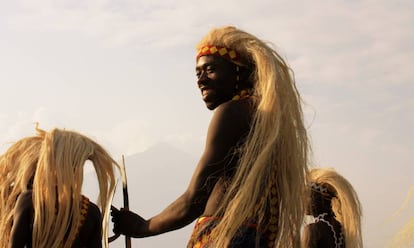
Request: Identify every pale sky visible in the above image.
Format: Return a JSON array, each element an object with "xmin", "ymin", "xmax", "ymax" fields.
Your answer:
[{"xmin": 0, "ymin": 0, "xmax": 413, "ymax": 247}]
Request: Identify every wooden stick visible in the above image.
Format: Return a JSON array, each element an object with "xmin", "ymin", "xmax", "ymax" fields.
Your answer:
[{"xmin": 121, "ymin": 155, "xmax": 132, "ymax": 248}]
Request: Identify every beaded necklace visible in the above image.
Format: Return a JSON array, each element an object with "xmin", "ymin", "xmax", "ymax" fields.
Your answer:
[
  {"xmin": 232, "ymin": 88, "xmax": 253, "ymax": 101},
  {"xmin": 66, "ymin": 195, "xmax": 90, "ymax": 245},
  {"xmin": 264, "ymin": 175, "xmax": 279, "ymax": 246}
]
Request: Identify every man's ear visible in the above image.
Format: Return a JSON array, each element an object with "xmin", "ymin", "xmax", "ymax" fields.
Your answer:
[{"xmin": 240, "ymin": 66, "xmax": 255, "ymax": 88}]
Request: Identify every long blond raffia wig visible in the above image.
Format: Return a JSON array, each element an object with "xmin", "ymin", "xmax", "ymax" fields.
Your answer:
[
  {"xmin": 387, "ymin": 186, "xmax": 414, "ymax": 248},
  {"xmin": 0, "ymin": 126, "xmax": 119, "ymax": 248},
  {"xmin": 30, "ymin": 127, "xmax": 119, "ymax": 248},
  {"xmin": 388, "ymin": 218, "xmax": 414, "ymax": 247},
  {"xmin": 0, "ymin": 131, "xmax": 44, "ymax": 246},
  {"xmin": 309, "ymin": 168, "xmax": 363, "ymax": 248},
  {"xmin": 196, "ymin": 26, "xmax": 309, "ymax": 247}
]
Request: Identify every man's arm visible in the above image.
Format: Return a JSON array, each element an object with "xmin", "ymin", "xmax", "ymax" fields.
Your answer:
[
  {"xmin": 86, "ymin": 203, "xmax": 103, "ymax": 248},
  {"xmin": 113, "ymin": 100, "xmax": 252, "ymax": 237},
  {"xmin": 303, "ymin": 222, "xmax": 336, "ymax": 248},
  {"xmin": 302, "ymin": 224, "xmax": 319, "ymax": 248}
]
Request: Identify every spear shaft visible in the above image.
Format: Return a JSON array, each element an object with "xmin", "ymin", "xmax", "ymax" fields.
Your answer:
[{"xmin": 120, "ymin": 155, "xmax": 132, "ymax": 248}]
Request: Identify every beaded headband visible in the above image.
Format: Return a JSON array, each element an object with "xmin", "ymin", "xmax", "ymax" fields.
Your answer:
[
  {"xmin": 310, "ymin": 182, "xmax": 336, "ymax": 198},
  {"xmin": 196, "ymin": 45, "xmax": 242, "ymax": 65}
]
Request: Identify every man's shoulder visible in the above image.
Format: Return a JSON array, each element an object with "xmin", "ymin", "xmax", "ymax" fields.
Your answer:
[
  {"xmin": 214, "ymin": 99, "xmax": 253, "ymax": 117},
  {"xmin": 17, "ymin": 190, "xmax": 33, "ymax": 203},
  {"xmin": 81, "ymin": 195, "xmax": 102, "ymax": 221},
  {"xmin": 15, "ymin": 190, "xmax": 34, "ymax": 214},
  {"xmin": 87, "ymin": 201, "xmax": 101, "ymax": 218},
  {"xmin": 210, "ymin": 99, "xmax": 254, "ymax": 136}
]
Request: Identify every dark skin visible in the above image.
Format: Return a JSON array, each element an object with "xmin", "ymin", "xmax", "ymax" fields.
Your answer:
[
  {"xmin": 112, "ymin": 55, "xmax": 255, "ymax": 238},
  {"xmin": 302, "ymin": 191, "xmax": 344, "ymax": 248},
  {"xmin": 10, "ymin": 190, "xmax": 103, "ymax": 248}
]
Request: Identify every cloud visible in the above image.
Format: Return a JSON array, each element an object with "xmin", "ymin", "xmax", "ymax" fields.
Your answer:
[
  {"xmin": 162, "ymin": 133, "xmax": 205, "ymax": 156},
  {"xmin": 94, "ymin": 118, "xmax": 157, "ymax": 158},
  {"xmin": 6, "ymin": 0, "xmax": 199, "ymax": 49},
  {"xmin": 256, "ymin": 0, "xmax": 414, "ymax": 88},
  {"xmin": 5, "ymin": 0, "xmax": 414, "ymax": 80},
  {"xmin": 0, "ymin": 110, "xmax": 39, "ymax": 152}
]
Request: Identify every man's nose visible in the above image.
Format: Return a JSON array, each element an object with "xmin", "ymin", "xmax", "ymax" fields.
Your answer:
[{"xmin": 197, "ymin": 71, "xmax": 208, "ymax": 85}]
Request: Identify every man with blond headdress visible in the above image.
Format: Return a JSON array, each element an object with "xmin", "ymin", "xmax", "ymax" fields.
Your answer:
[
  {"xmin": 112, "ymin": 26, "xmax": 309, "ymax": 247},
  {"xmin": 303, "ymin": 168, "xmax": 363, "ymax": 248},
  {"xmin": 0, "ymin": 126, "xmax": 119, "ymax": 248},
  {"xmin": 0, "ymin": 134, "xmax": 42, "ymax": 246}
]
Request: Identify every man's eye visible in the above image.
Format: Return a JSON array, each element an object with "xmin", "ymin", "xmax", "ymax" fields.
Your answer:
[{"xmin": 206, "ymin": 67, "xmax": 215, "ymax": 73}]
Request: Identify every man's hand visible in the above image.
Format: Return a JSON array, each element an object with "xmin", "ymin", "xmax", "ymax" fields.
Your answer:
[{"xmin": 111, "ymin": 206, "xmax": 149, "ymax": 238}]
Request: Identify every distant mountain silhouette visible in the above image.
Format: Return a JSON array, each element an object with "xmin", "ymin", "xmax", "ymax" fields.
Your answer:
[{"xmin": 83, "ymin": 142, "xmax": 200, "ymax": 248}]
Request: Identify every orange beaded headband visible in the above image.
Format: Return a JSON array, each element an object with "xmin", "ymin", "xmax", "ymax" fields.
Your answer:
[{"xmin": 196, "ymin": 45, "xmax": 241, "ymax": 64}]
